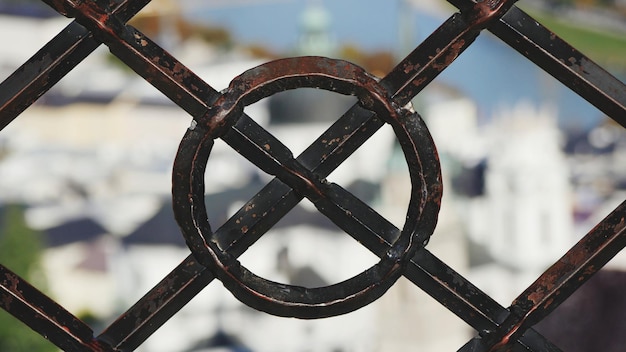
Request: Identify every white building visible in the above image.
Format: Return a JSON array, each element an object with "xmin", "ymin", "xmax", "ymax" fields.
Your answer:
[{"xmin": 483, "ymin": 103, "xmax": 573, "ymax": 272}]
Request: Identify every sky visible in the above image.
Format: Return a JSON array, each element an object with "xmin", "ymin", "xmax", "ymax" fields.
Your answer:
[
  {"xmin": 0, "ymin": 0, "xmax": 621, "ymax": 130},
  {"xmin": 180, "ymin": 0, "xmax": 614, "ymax": 129},
  {"xmin": 182, "ymin": 0, "xmax": 410, "ymax": 52}
]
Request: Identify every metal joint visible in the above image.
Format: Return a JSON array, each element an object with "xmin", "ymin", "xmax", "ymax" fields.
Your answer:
[{"xmin": 464, "ymin": 0, "xmax": 518, "ymax": 30}]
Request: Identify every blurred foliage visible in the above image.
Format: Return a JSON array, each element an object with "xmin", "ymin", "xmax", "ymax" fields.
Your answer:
[
  {"xmin": 105, "ymin": 15, "xmax": 235, "ymax": 73},
  {"xmin": 130, "ymin": 14, "xmax": 233, "ymax": 48},
  {"xmin": 0, "ymin": 205, "xmax": 56, "ymax": 352},
  {"xmin": 338, "ymin": 44, "xmax": 396, "ymax": 78}
]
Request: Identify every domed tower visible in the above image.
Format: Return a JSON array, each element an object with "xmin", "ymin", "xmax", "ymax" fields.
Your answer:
[
  {"xmin": 297, "ymin": 1, "xmax": 336, "ymax": 57},
  {"xmin": 268, "ymin": 2, "xmax": 350, "ymax": 125}
]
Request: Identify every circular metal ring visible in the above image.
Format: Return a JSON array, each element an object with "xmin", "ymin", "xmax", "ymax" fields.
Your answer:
[{"xmin": 172, "ymin": 56, "xmax": 442, "ymax": 319}]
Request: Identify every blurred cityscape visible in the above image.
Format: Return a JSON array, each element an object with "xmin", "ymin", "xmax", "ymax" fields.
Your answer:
[{"xmin": 0, "ymin": 0, "xmax": 626, "ymax": 351}]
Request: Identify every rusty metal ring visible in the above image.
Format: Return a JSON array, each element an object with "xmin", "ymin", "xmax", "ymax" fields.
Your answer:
[{"xmin": 172, "ymin": 56, "xmax": 442, "ymax": 318}]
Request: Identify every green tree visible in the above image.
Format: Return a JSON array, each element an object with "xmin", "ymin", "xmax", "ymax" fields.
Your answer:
[{"xmin": 0, "ymin": 204, "xmax": 56, "ymax": 352}]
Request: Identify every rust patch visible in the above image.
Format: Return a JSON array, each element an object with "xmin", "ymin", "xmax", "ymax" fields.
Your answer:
[
  {"xmin": 527, "ymin": 288, "xmax": 545, "ymax": 305},
  {"xmin": 4, "ymin": 272, "xmax": 20, "ymax": 296},
  {"xmin": 543, "ymin": 297, "xmax": 554, "ymax": 310},
  {"xmin": 412, "ymin": 77, "xmax": 427, "ymax": 87},
  {"xmin": 432, "ymin": 40, "xmax": 465, "ymax": 71},
  {"xmin": 403, "ymin": 62, "xmax": 420, "ymax": 74},
  {"xmin": 1, "ymin": 293, "xmax": 13, "ymax": 310},
  {"xmin": 615, "ymin": 216, "xmax": 626, "ymax": 233}
]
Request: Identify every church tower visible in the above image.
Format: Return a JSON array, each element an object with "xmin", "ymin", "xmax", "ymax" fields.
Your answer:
[{"xmin": 297, "ymin": 1, "xmax": 335, "ymax": 56}]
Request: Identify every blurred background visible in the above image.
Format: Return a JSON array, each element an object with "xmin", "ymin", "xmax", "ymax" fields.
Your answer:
[{"xmin": 0, "ymin": 0, "xmax": 625, "ymax": 351}]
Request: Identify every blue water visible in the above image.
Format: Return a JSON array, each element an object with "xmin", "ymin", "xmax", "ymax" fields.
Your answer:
[{"xmin": 184, "ymin": 0, "xmax": 624, "ymax": 130}]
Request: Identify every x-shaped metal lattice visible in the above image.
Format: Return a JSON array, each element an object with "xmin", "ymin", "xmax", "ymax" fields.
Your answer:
[{"xmin": 1, "ymin": 0, "xmax": 625, "ymax": 351}]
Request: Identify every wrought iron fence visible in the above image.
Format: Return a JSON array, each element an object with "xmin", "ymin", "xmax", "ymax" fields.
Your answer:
[{"xmin": 1, "ymin": 0, "xmax": 625, "ymax": 351}]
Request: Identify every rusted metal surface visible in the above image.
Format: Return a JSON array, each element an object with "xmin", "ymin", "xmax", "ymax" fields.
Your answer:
[
  {"xmin": 382, "ymin": 0, "xmax": 517, "ymax": 106},
  {"xmin": 172, "ymin": 56, "xmax": 442, "ymax": 318},
  {"xmin": 0, "ymin": 0, "xmax": 151, "ymax": 128},
  {"xmin": 0, "ymin": 0, "xmax": 624, "ymax": 350},
  {"xmin": 458, "ymin": 201, "xmax": 626, "ymax": 352},
  {"xmin": 488, "ymin": 7, "xmax": 626, "ymax": 127},
  {"xmin": 42, "ymin": 0, "xmax": 216, "ymax": 117},
  {"xmin": 487, "ymin": 201, "xmax": 626, "ymax": 351},
  {"xmin": 1, "ymin": 265, "xmax": 113, "ymax": 351}
]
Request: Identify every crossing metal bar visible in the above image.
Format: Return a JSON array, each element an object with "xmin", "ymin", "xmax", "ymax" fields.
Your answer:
[
  {"xmin": 0, "ymin": 0, "xmax": 151, "ymax": 129},
  {"xmin": 491, "ymin": 6, "xmax": 626, "ymax": 127},
  {"xmin": 0, "ymin": 265, "xmax": 113, "ymax": 351},
  {"xmin": 0, "ymin": 0, "xmax": 624, "ymax": 350},
  {"xmin": 441, "ymin": 2, "xmax": 626, "ymax": 129}
]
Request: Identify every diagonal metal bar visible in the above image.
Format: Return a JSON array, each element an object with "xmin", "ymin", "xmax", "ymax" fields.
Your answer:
[
  {"xmin": 459, "ymin": 328, "xmax": 565, "ymax": 352},
  {"xmin": 383, "ymin": 0, "xmax": 515, "ymax": 106},
  {"xmin": 461, "ymin": 201, "xmax": 626, "ymax": 351},
  {"xmin": 0, "ymin": 0, "xmax": 151, "ymax": 129},
  {"xmin": 98, "ymin": 181, "xmax": 299, "ymax": 350},
  {"xmin": 443, "ymin": 0, "xmax": 626, "ymax": 127},
  {"xmin": 0, "ymin": 22, "xmax": 95, "ymax": 126},
  {"xmin": 319, "ymin": 182, "xmax": 503, "ymax": 330},
  {"xmin": 98, "ymin": 255, "xmax": 213, "ymax": 350},
  {"xmin": 53, "ymin": 2, "xmax": 216, "ymax": 117},
  {"xmin": 0, "ymin": 265, "xmax": 113, "ymax": 351},
  {"xmin": 491, "ymin": 6, "xmax": 626, "ymax": 127}
]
